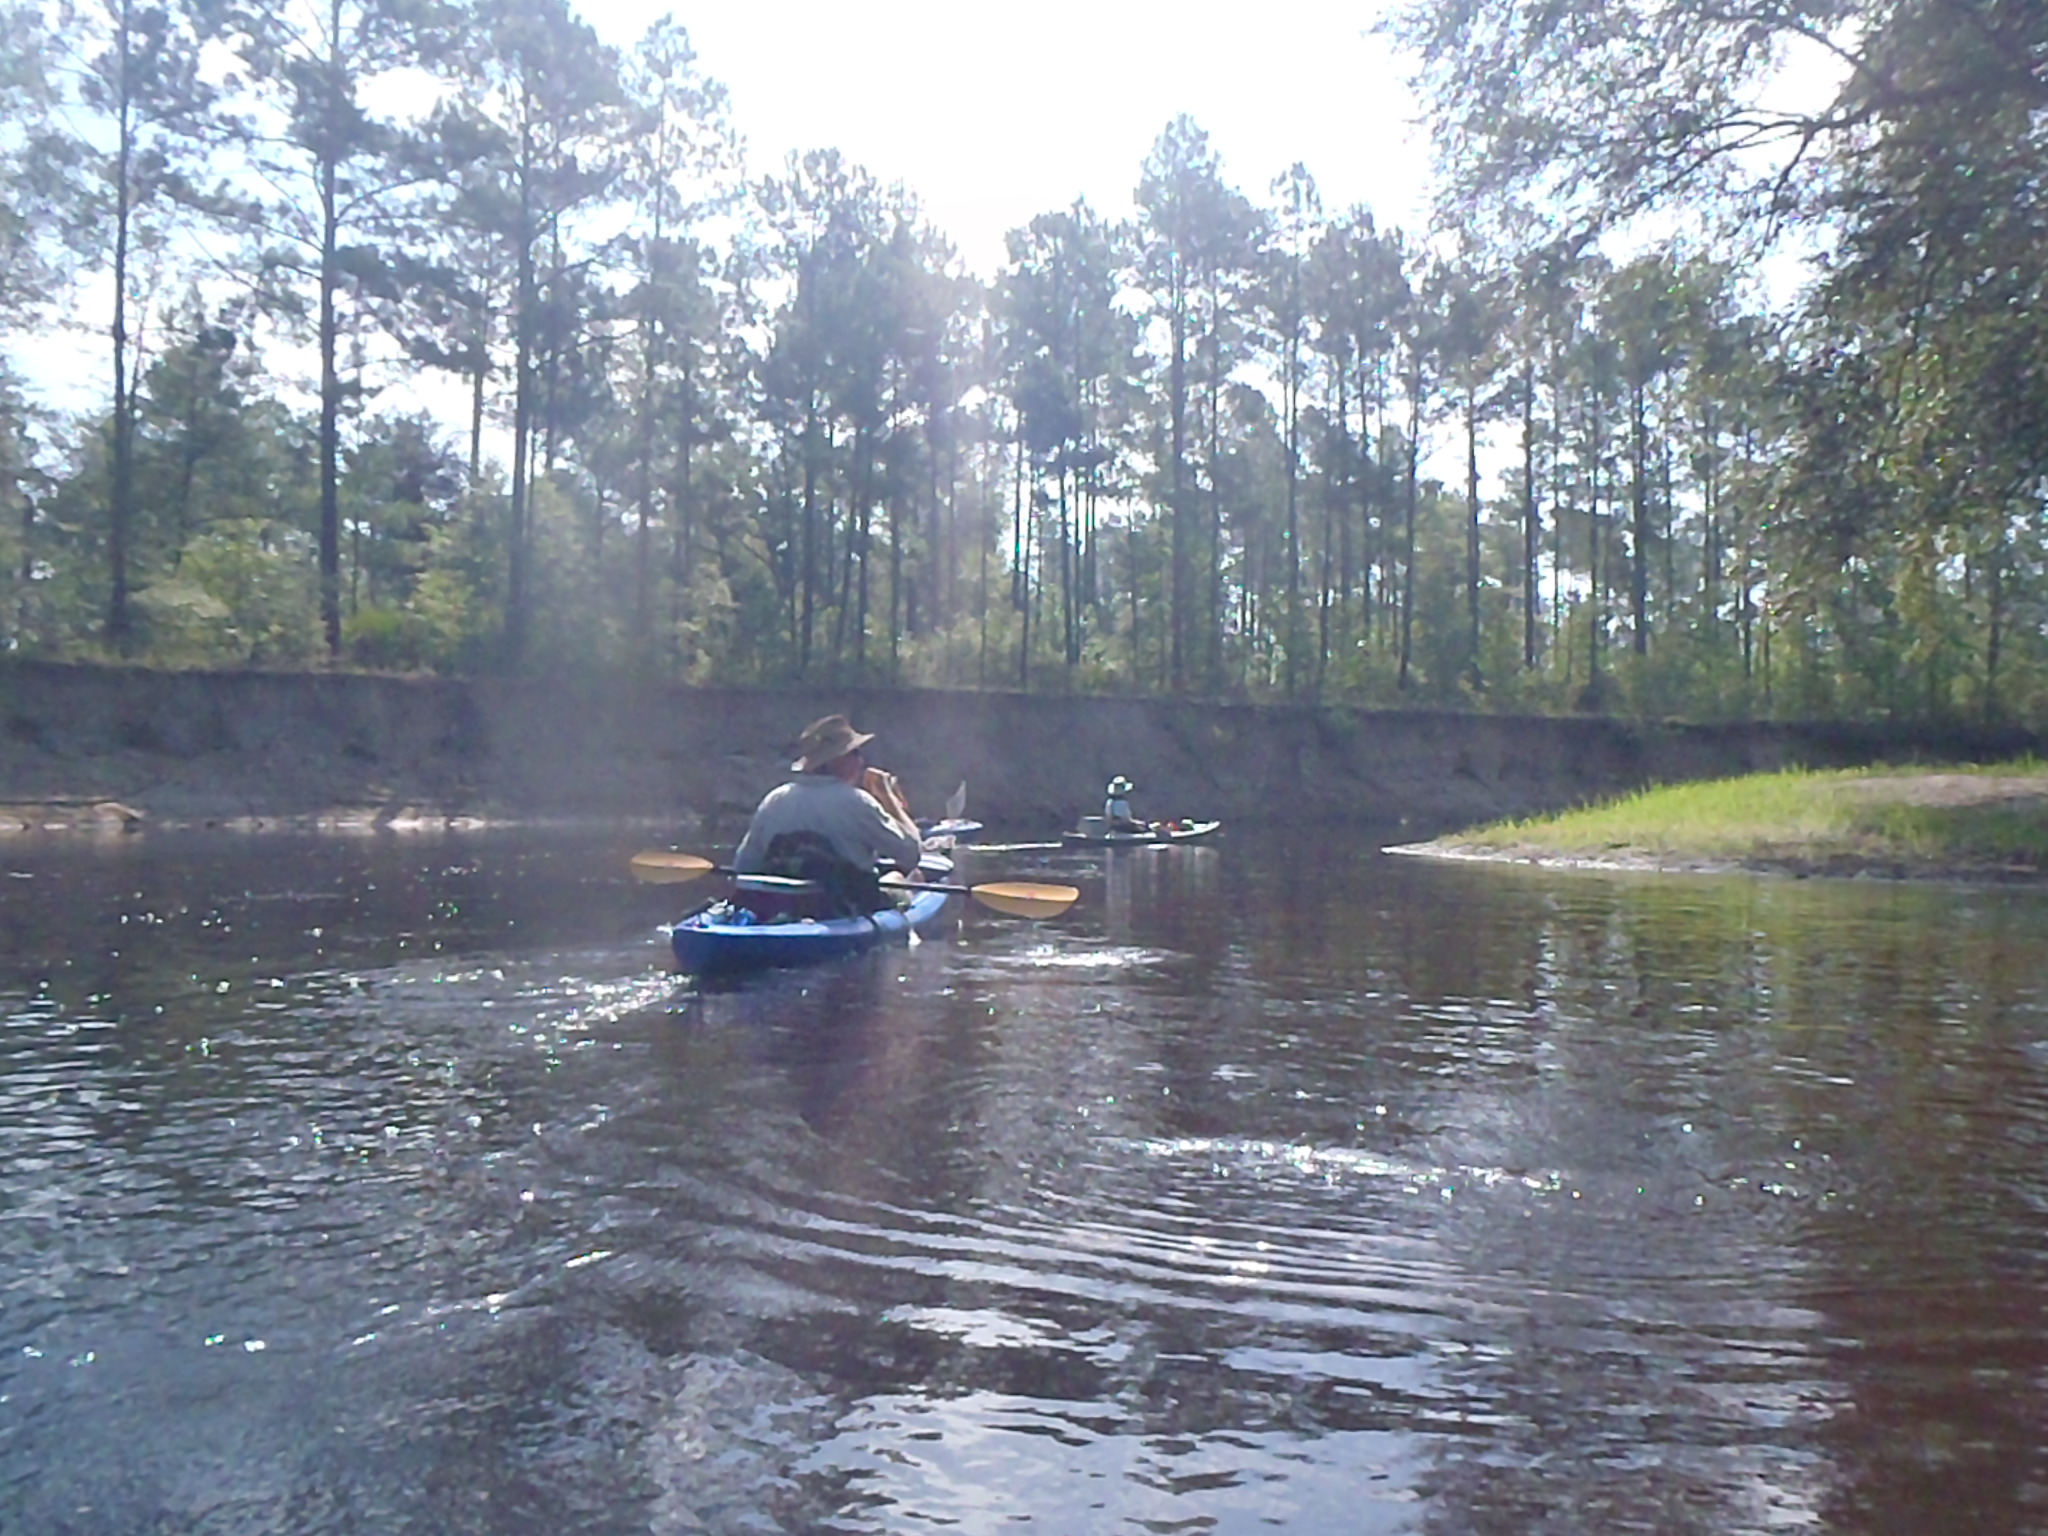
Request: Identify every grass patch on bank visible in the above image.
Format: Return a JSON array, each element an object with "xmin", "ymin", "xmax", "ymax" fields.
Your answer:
[{"xmin": 1454, "ymin": 762, "xmax": 2048, "ymax": 872}]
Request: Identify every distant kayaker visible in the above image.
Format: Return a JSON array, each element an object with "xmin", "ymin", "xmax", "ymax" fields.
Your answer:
[
  {"xmin": 1104, "ymin": 775, "xmax": 1147, "ymax": 832},
  {"xmin": 734, "ymin": 714, "xmax": 923, "ymax": 914}
]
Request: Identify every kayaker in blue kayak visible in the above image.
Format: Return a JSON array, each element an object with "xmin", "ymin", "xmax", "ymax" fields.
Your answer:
[{"xmin": 733, "ymin": 713, "xmax": 923, "ymax": 915}]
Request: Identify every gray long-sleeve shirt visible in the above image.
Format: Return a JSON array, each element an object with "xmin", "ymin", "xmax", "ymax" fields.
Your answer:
[{"xmin": 732, "ymin": 776, "xmax": 922, "ymax": 876}]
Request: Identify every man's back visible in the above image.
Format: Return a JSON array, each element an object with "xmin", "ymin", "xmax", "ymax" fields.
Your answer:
[{"xmin": 734, "ymin": 776, "xmax": 921, "ymax": 877}]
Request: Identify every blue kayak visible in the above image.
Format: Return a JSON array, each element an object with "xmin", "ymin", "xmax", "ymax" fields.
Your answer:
[{"xmin": 669, "ymin": 883, "xmax": 953, "ymax": 977}]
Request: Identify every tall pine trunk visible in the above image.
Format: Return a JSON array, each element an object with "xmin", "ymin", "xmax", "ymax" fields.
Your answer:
[
  {"xmin": 1398, "ymin": 344, "xmax": 1420, "ymax": 692},
  {"xmin": 1629, "ymin": 381, "xmax": 1649, "ymax": 656},
  {"xmin": 106, "ymin": 0, "xmax": 137, "ymax": 654},
  {"xmin": 1522, "ymin": 366, "xmax": 1539, "ymax": 670},
  {"xmin": 1464, "ymin": 381, "xmax": 1481, "ymax": 687},
  {"xmin": 317, "ymin": 117, "xmax": 343, "ymax": 660}
]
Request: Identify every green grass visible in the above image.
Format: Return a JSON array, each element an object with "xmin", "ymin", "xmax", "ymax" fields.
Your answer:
[{"xmin": 1455, "ymin": 761, "xmax": 2048, "ymax": 872}]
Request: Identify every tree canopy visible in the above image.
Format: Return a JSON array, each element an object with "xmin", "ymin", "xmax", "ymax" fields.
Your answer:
[{"xmin": 0, "ymin": 0, "xmax": 2041, "ymax": 727}]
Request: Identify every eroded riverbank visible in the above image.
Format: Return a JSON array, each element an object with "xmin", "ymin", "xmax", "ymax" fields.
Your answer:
[{"xmin": 2, "ymin": 659, "xmax": 2039, "ymax": 836}]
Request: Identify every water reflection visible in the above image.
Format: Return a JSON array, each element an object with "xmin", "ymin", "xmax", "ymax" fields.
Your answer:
[{"xmin": 2, "ymin": 827, "xmax": 2046, "ymax": 1532}]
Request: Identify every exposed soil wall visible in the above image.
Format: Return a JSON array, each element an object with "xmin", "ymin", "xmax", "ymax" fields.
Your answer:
[{"xmin": 1, "ymin": 659, "xmax": 2039, "ymax": 835}]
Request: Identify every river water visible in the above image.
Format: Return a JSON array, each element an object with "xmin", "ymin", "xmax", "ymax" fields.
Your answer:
[{"xmin": 3, "ymin": 826, "xmax": 2047, "ymax": 1535}]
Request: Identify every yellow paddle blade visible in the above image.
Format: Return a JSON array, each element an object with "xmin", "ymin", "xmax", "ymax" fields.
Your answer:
[
  {"xmin": 629, "ymin": 850, "xmax": 718, "ymax": 884},
  {"xmin": 970, "ymin": 881, "xmax": 1080, "ymax": 919}
]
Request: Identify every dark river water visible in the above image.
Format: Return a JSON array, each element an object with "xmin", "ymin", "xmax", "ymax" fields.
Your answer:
[{"xmin": 4, "ymin": 826, "xmax": 2048, "ymax": 1535}]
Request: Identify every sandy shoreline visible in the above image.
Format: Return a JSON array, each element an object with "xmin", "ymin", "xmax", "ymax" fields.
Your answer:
[
  {"xmin": 0, "ymin": 799, "xmax": 680, "ymax": 836},
  {"xmin": 1384, "ymin": 841, "xmax": 2048, "ymax": 882}
]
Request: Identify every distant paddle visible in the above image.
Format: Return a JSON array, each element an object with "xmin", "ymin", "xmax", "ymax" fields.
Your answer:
[
  {"xmin": 628, "ymin": 851, "xmax": 1080, "ymax": 919},
  {"xmin": 920, "ymin": 782, "xmax": 978, "ymax": 844}
]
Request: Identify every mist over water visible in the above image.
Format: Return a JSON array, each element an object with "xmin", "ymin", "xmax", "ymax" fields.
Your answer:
[{"xmin": 3, "ymin": 828, "xmax": 2046, "ymax": 1533}]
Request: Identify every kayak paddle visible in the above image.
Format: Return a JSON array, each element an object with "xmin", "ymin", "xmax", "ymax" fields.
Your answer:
[{"xmin": 628, "ymin": 850, "xmax": 1080, "ymax": 919}]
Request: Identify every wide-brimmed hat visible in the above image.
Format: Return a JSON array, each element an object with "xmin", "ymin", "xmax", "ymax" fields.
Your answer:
[
  {"xmin": 792, "ymin": 713, "xmax": 875, "ymax": 771},
  {"xmin": 1106, "ymin": 775, "xmax": 1135, "ymax": 796}
]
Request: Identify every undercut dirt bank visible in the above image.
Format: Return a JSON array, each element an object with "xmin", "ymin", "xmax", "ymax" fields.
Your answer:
[{"xmin": 0, "ymin": 660, "xmax": 2038, "ymax": 838}]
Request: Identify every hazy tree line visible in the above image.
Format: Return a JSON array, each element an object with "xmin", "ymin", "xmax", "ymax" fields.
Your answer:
[{"xmin": 0, "ymin": 0, "xmax": 2040, "ymax": 723}]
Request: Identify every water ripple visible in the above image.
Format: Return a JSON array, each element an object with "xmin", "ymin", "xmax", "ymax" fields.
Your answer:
[{"xmin": 3, "ymin": 832, "xmax": 2047, "ymax": 1534}]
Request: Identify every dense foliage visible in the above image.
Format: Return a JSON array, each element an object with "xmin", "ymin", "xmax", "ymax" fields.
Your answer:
[
  {"xmin": 0, "ymin": 0, "xmax": 2040, "ymax": 723},
  {"xmin": 1390, "ymin": 0, "xmax": 2048, "ymax": 722}
]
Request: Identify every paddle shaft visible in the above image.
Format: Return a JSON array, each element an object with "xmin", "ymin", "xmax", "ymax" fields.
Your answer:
[
  {"xmin": 653, "ymin": 863, "xmax": 941, "ymax": 891},
  {"xmin": 677, "ymin": 867, "xmax": 989, "ymax": 897},
  {"xmin": 628, "ymin": 850, "xmax": 1078, "ymax": 917}
]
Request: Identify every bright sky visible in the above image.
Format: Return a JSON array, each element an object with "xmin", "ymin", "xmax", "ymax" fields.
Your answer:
[
  {"xmin": 27, "ymin": 2, "xmax": 1435, "ymax": 423},
  {"xmin": 601, "ymin": 0, "xmax": 1435, "ymax": 278}
]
